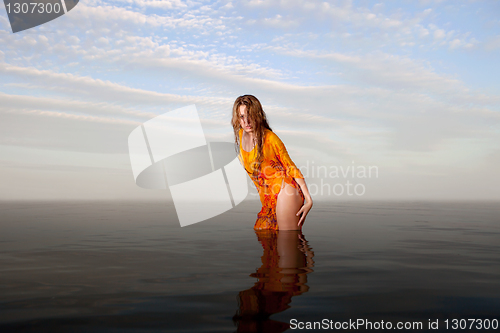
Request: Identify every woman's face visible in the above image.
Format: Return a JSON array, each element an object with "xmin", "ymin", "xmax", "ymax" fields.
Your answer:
[{"xmin": 239, "ymin": 105, "xmax": 253, "ymax": 134}]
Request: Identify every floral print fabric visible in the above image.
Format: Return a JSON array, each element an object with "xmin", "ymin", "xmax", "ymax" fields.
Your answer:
[{"xmin": 239, "ymin": 128, "xmax": 305, "ymax": 230}]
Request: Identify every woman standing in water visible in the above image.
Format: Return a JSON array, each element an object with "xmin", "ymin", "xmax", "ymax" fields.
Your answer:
[{"xmin": 232, "ymin": 95, "xmax": 313, "ymax": 230}]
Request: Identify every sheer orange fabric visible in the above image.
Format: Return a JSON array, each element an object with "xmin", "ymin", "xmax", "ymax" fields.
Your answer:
[{"xmin": 239, "ymin": 128, "xmax": 305, "ymax": 230}]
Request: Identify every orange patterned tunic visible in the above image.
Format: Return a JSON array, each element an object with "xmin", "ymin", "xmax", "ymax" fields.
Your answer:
[{"xmin": 239, "ymin": 128, "xmax": 305, "ymax": 230}]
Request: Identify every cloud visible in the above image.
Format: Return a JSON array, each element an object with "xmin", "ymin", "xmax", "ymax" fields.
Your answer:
[
  {"xmin": 433, "ymin": 29, "xmax": 446, "ymax": 39},
  {"xmin": 235, "ymin": 0, "xmax": 477, "ymax": 52},
  {"xmin": 484, "ymin": 35, "xmax": 500, "ymax": 50},
  {"xmin": 112, "ymin": 0, "xmax": 188, "ymax": 9},
  {"xmin": 0, "ymin": 106, "xmax": 137, "ymax": 153},
  {"xmin": 0, "ymin": 92, "xmax": 152, "ymax": 120},
  {"xmin": 0, "ymin": 62, "xmax": 232, "ymax": 108},
  {"xmin": 1, "ymin": 47, "xmax": 498, "ymax": 160},
  {"xmin": 261, "ymin": 46, "xmax": 465, "ymax": 94},
  {"xmin": 255, "ymin": 14, "xmax": 300, "ymax": 29}
]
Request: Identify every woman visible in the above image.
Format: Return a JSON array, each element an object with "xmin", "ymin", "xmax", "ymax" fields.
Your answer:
[{"xmin": 232, "ymin": 95, "xmax": 313, "ymax": 230}]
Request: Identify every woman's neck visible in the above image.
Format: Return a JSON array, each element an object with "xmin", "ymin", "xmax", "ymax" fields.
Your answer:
[
  {"xmin": 242, "ymin": 129, "xmax": 255, "ymax": 140},
  {"xmin": 242, "ymin": 130, "xmax": 256, "ymax": 151}
]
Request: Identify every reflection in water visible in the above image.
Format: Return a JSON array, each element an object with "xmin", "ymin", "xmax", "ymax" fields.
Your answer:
[{"xmin": 233, "ymin": 230, "xmax": 315, "ymax": 333}]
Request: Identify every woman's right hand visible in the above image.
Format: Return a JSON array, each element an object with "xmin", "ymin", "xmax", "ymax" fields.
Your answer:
[{"xmin": 296, "ymin": 199, "xmax": 313, "ymax": 228}]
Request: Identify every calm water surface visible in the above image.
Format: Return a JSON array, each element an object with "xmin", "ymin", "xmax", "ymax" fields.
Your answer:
[{"xmin": 0, "ymin": 200, "xmax": 499, "ymax": 332}]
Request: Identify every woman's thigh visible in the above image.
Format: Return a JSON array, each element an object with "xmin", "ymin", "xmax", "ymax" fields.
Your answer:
[{"xmin": 276, "ymin": 179, "xmax": 304, "ymax": 230}]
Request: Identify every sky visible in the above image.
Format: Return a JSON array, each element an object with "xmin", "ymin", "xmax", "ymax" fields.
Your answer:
[{"xmin": 0, "ymin": 0, "xmax": 499, "ymax": 201}]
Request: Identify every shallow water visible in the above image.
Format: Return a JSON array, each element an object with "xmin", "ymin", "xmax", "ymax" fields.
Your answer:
[{"xmin": 0, "ymin": 200, "xmax": 499, "ymax": 332}]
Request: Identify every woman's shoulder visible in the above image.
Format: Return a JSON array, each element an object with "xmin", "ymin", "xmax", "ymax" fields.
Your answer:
[{"xmin": 264, "ymin": 129, "xmax": 281, "ymax": 144}]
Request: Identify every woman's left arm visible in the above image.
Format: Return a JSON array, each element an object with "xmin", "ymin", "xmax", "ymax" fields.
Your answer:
[{"xmin": 294, "ymin": 177, "xmax": 313, "ymax": 227}]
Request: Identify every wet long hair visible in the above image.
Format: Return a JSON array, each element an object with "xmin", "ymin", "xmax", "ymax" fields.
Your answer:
[{"xmin": 231, "ymin": 95, "xmax": 272, "ymax": 180}]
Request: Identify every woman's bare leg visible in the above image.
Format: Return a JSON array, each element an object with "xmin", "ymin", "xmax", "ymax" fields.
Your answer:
[{"xmin": 276, "ymin": 179, "xmax": 304, "ymax": 230}]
